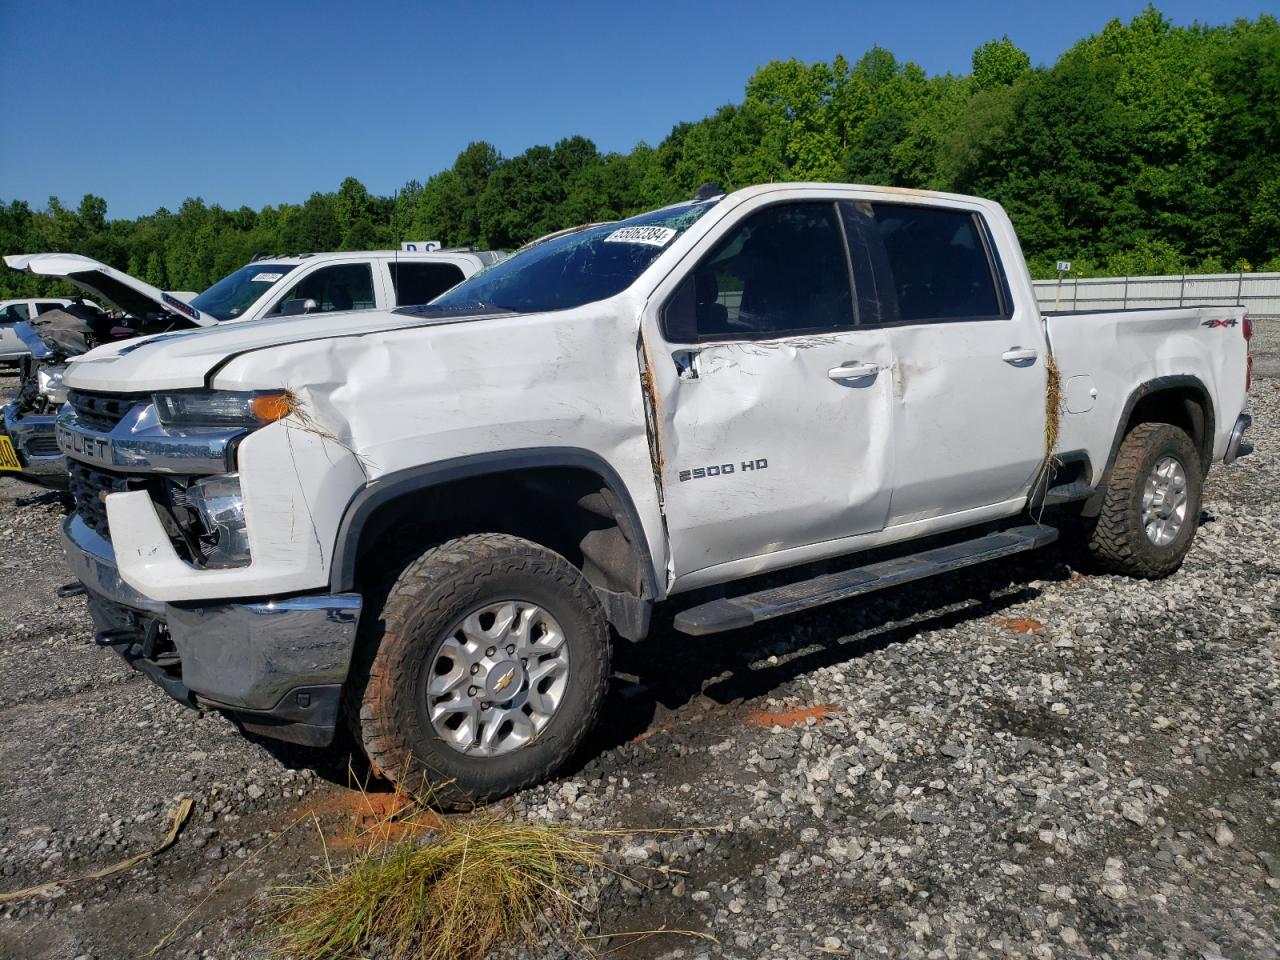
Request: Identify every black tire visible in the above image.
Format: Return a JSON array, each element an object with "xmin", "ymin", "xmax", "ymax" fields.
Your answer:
[
  {"xmin": 348, "ymin": 533, "xmax": 611, "ymax": 808},
  {"xmin": 1087, "ymin": 422, "xmax": 1202, "ymax": 578}
]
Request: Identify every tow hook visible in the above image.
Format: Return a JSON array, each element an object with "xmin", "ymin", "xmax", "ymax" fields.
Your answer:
[
  {"xmin": 94, "ymin": 629, "xmax": 135, "ymax": 648},
  {"xmin": 56, "ymin": 581, "xmax": 87, "ymax": 599}
]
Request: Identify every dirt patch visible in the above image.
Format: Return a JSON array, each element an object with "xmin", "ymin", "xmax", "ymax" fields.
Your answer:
[
  {"xmin": 300, "ymin": 786, "xmax": 442, "ymax": 850},
  {"xmin": 747, "ymin": 704, "xmax": 836, "ymax": 728},
  {"xmin": 993, "ymin": 616, "xmax": 1044, "ymax": 633}
]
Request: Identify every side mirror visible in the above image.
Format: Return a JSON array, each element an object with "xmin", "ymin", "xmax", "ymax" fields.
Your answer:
[{"xmin": 281, "ymin": 298, "xmax": 319, "ymax": 317}]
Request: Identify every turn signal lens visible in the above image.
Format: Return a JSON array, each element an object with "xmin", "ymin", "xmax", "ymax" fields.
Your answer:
[{"xmin": 251, "ymin": 393, "xmax": 294, "ymax": 423}]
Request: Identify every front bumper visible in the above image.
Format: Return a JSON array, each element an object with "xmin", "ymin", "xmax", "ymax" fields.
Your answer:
[
  {"xmin": 61, "ymin": 514, "xmax": 363, "ymax": 746},
  {"xmin": 2, "ymin": 402, "xmax": 66, "ymax": 486}
]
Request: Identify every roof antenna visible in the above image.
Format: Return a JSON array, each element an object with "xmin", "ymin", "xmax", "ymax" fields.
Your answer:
[{"xmin": 692, "ymin": 181, "xmax": 723, "ymax": 201}]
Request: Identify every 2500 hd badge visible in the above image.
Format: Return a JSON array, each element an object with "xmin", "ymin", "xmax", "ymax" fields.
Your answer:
[{"xmin": 679, "ymin": 458, "xmax": 769, "ymax": 482}]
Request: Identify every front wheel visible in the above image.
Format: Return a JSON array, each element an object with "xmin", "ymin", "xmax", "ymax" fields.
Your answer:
[
  {"xmin": 350, "ymin": 533, "xmax": 612, "ymax": 808},
  {"xmin": 1087, "ymin": 422, "xmax": 1202, "ymax": 578}
]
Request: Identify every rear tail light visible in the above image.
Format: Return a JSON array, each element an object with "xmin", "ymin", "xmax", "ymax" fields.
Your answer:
[{"xmin": 1243, "ymin": 312, "xmax": 1253, "ymax": 342}]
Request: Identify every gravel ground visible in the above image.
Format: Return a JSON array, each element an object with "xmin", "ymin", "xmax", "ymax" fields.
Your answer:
[{"xmin": 1, "ymin": 326, "xmax": 1276, "ymax": 960}]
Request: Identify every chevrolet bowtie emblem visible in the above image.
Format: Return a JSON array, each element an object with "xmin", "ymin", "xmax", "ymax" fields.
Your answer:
[{"xmin": 493, "ymin": 667, "xmax": 516, "ymax": 694}]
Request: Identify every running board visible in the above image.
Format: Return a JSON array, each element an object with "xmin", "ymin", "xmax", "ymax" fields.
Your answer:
[{"xmin": 672, "ymin": 524, "xmax": 1059, "ymax": 636}]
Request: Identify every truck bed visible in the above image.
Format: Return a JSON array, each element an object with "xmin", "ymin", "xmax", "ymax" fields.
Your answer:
[{"xmin": 1045, "ymin": 305, "xmax": 1250, "ymax": 474}]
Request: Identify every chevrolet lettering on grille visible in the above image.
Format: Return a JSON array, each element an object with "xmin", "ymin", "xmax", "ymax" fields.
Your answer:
[{"xmin": 57, "ymin": 423, "xmax": 114, "ymax": 467}]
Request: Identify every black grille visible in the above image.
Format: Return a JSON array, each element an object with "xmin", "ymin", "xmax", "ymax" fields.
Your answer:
[
  {"xmin": 67, "ymin": 390, "xmax": 141, "ymax": 433},
  {"xmin": 24, "ymin": 434, "xmax": 60, "ymax": 458},
  {"xmin": 68, "ymin": 461, "xmax": 141, "ymax": 539}
]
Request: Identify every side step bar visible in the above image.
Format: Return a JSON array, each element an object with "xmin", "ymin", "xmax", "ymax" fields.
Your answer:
[{"xmin": 673, "ymin": 524, "xmax": 1059, "ymax": 636}]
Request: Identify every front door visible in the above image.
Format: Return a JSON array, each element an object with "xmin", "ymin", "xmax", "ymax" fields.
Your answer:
[{"xmin": 642, "ymin": 200, "xmax": 896, "ymax": 582}]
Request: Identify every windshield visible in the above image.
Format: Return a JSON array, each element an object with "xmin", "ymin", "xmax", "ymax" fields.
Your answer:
[
  {"xmin": 191, "ymin": 263, "xmax": 298, "ymax": 321},
  {"xmin": 432, "ymin": 200, "xmax": 718, "ymax": 314}
]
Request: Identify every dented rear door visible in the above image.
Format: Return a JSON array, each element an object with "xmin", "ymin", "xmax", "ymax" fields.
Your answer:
[
  {"xmin": 844, "ymin": 199, "xmax": 1047, "ymax": 525},
  {"xmin": 639, "ymin": 199, "xmax": 895, "ymax": 582}
]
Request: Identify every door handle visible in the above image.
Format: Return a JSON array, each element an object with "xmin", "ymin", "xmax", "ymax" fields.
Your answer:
[
  {"xmin": 1001, "ymin": 347, "xmax": 1038, "ymax": 365},
  {"xmin": 827, "ymin": 362, "xmax": 879, "ymax": 381}
]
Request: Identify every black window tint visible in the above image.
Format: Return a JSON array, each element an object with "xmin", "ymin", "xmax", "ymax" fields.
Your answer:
[
  {"xmin": 34, "ymin": 302, "xmax": 64, "ymax": 315},
  {"xmin": 3, "ymin": 303, "xmax": 31, "ymax": 321},
  {"xmin": 869, "ymin": 204, "xmax": 1003, "ymax": 322},
  {"xmin": 671, "ymin": 203, "xmax": 853, "ymax": 341},
  {"xmin": 388, "ymin": 261, "xmax": 466, "ymax": 306},
  {"xmin": 269, "ymin": 263, "xmax": 375, "ymax": 315}
]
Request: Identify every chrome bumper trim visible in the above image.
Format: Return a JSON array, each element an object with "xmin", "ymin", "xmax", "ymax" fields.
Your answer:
[
  {"xmin": 61, "ymin": 514, "xmax": 164, "ymax": 615},
  {"xmin": 1224, "ymin": 414, "xmax": 1253, "ymax": 464},
  {"xmin": 57, "ymin": 402, "xmax": 244, "ymax": 475},
  {"xmin": 166, "ymin": 594, "xmax": 362, "ymax": 711},
  {"xmin": 4, "ymin": 403, "xmax": 64, "ymax": 478},
  {"xmin": 62, "ymin": 513, "xmax": 362, "ymax": 713}
]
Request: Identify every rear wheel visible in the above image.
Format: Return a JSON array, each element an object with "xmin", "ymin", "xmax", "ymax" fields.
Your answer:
[
  {"xmin": 1087, "ymin": 422, "xmax": 1202, "ymax": 578},
  {"xmin": 349, "ymin": 533, "xmax": 611, "ymax": 808}
]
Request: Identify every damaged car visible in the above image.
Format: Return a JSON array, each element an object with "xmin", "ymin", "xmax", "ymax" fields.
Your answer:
[{"xmin": 53, "ymin": 183, "xmax": 1252, "ymax": 806}]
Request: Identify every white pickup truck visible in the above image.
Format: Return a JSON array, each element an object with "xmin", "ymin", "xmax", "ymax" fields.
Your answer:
[
  {"xmin": 1, "ymin": 248, "xmax": 497, "ymax": 484},
  {"xmin": 54, "ymin": 183, "xmax": 1253, "ymax": 805}
]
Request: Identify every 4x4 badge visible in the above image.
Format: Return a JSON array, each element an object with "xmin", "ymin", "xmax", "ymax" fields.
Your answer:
[{"xmin": 1202, "ymin": 318, "xmax": 1238, "ymax": 328}]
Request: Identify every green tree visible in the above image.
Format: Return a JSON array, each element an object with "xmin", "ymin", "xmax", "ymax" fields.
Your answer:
[
  {"xmin": 1, "ymin": 7, "xmax": 1276, "ymax": 297},
  {"xmin": 971, "ymin": 36, "xmax": 1031, "ymax": 90}
]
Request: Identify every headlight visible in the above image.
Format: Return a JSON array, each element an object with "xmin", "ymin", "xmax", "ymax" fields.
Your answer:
[
  {"xmin": 36, "ymin": 366, "xmax": 68, "ymax": 404},
  {"xmin": 153, "ymin": 389, "xmax": 292, "ymax": 428},
  {"xmin": 184, "ymin": 473, "xmax": 251, "ymax": 568}
]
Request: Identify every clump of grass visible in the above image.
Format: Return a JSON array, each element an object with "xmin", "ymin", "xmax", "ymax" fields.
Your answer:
[
  {"xmin": 1043, "ymin": 351, "xmax": 1064, "ymax": 461},
  {"xmin": 272, "ymin": 803, "xmax": 601, "ymax": 960},
  {"xmin": 275, "ymin": 386, "xmax": 375, "ymax": 476},
  {"xmin": 1029, "ymin": 351, "xmax": 1066, "ymax": 520}
]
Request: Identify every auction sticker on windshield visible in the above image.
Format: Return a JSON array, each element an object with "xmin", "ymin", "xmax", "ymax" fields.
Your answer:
[
  {"xmin": 251, "ymin": 272, "xmax": 284, "ymax": 283},
  {"xmin": 604, "ymin": 226, "xmax": 678, "ymax": 247},
  {"xmin": 0, "ymin": 436, "xmax": 21, "ymax": 472}
]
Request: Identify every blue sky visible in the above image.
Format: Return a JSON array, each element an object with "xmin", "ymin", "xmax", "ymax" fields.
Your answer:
[{"xmin": 2, "ymin": 0, "xmax": 1275, "ymax": 219}]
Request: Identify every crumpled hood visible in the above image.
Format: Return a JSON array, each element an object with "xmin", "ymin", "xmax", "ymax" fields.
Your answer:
[
  {"xmin": 4, "ymin": 253, "xmax": 211, "ymax": 327},
  {"xmin": 62, "ymin": 305, "xmax": 515, "ymax": 393}
]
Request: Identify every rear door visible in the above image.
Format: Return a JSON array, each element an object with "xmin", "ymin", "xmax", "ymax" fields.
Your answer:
[
  {"xmin": 642, "ymin": 199, "xmax": 896, "ymax": 582},
  {"xmin": 846, "ymin": 200, "xmax": 1046, "ymax": 525},
  {"xmin": 385, "ymin": 259, "xmax": 469, "ymax": 306}
]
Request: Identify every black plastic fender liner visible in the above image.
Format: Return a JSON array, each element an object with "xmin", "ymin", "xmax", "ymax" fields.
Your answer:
[
  {"xmin": 1082, "ymin": 375, "xmax": 1215, "ymax": 518},
  {"xmin": 328, "ymin": 447, "xmax": 663, "ymax": 605}
]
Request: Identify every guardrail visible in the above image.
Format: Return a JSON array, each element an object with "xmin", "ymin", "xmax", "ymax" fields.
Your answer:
[{"xmin": 1033, "ymin": 272, "xmax": 1280, "ymax": 319}]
